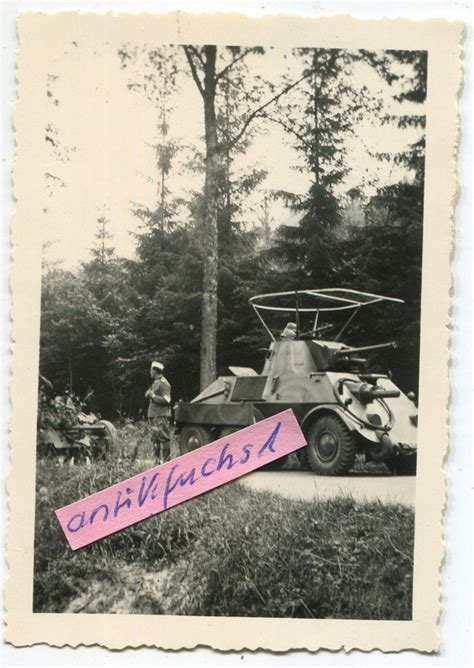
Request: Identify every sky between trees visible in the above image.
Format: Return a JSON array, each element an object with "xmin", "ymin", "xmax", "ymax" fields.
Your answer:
[{"xmin": 42, "ymin": 41, "xmax": 424, "ymax": 268}]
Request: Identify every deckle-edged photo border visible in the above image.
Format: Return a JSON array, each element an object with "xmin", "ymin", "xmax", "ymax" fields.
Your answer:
[{"xmin": 6, "ymin": 11, "xmax": 463, "ymax": 651}]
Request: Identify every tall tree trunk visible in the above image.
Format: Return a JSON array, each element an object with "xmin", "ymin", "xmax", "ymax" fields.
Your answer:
[
  {"xmin": 68, "ymin": 353, "xmax": 73, "ymax": 393},
  {"xmin": 160, "ymin": 165, "xmax": 165, "ymax": 217},
  {"xmin": 223, "ymin": 76, "xmax": 232, "ymax": 248},
  {"xmin": 200, "ymin": 46, "xmax": 219, "ymax": 390},
  {"xmin": 313, "ymin": 50, "xmax": 320, "ymax": 185},
  {"xmin": 159, "ymin": 106, "xmax": 167, "ymax": 224}
]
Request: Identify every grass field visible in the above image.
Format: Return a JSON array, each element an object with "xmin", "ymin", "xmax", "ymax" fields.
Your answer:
[{"xmin": 33, "ymin": 422, "xmax": 414, "ymax": 619}]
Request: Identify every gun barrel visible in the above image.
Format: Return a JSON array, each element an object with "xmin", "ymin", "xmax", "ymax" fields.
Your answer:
[
  {"xmin": 334, "ymin": 341, "xmax": 397, "ymax": 357},
  {"xmin": 371, "ymin": 388, "xmax": 400, "ymax": 399}
]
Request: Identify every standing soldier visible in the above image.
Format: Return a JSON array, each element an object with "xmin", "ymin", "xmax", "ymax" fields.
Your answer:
[{"xmin": 145, "ymin": 361, "xmax": 172, "ymax": 463}]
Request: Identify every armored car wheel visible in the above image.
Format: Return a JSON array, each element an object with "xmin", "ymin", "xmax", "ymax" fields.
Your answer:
[
  {"xmin": 179, "ymin": 425, "xmax": 213, "ymax": 454},
  {"xmin": 306, "ymin": 415, "xmax": 356, "ymax": 476}
]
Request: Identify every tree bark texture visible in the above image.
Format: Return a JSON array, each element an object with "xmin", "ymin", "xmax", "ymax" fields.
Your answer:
[
  {"xmin": 200, "ymin": 46, "xmax": 219, "ymax": 390},
  {"xmin": 312, "ymin": 50, "xmax": 320, "ymax": 185}
]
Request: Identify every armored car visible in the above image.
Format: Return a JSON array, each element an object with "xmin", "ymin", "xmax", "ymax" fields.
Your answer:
[{"xmin": 175, "ymin": 289, "xmax": 417, "ymax": 475}]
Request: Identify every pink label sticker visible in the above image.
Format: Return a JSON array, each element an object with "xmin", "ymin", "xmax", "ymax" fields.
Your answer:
[{"xmin": 55, "ymin": 409, "xmax": 306, "ymax": 550}]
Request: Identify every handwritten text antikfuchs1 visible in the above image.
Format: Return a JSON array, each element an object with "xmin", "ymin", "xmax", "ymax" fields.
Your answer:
[{"xmin": 55, "ymin": 409, "xmax": 306, "ymax": 550}]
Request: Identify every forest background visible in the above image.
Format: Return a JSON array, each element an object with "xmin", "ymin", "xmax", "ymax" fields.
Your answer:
[{"xmin": 39, "ymin": 44, "xmax": 426, "ymax": 420}]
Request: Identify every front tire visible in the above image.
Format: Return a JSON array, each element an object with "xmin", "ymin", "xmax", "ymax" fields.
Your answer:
[
  {"xmin": 178, "ymin": 425, "xmax": 213, "ymax": 454},
  {"xmin": 306, "ymin": 415, "xmax": 356, "ymax": 476}
]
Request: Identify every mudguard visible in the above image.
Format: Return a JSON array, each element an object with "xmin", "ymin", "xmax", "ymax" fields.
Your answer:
[{"xmin": 300, "ymin": 404, "xmax": 361, "ymax": 434}]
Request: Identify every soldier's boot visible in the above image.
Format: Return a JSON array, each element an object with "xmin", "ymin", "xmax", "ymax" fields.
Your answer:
[
  {"xmin": 161, "ymin": 441, "xmax": 171, "ymax": 463},
  {"xmin": 153, "ymin": 441, "xmax": 163, "ymax": 465}
]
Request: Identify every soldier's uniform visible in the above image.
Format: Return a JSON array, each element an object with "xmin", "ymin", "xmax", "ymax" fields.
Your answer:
[{"xmin": 147, "ymin": 372, "xmax": 172, "ymax": 463}]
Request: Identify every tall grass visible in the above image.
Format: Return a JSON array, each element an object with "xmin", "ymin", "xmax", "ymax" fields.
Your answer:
[
  {"xmin": 34, "ymin": 445, "xmax": 414, "ymax": 619},
  {"xmin": 159, "ymin": 488, "xmax": 414, "ymax": 619}
]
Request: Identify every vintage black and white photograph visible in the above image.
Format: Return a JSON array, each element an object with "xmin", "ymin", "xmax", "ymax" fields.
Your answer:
[
  {"xmin": 7, "ymin": 12, "xmax": 461, "ymax": 651},
  {"xmin": 34, "ymin": 39, "xmax": 424, "ymax": 617}
]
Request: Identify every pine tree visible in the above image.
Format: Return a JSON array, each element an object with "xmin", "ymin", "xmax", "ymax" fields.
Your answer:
[
  {"xmin": 335, "ymin": 49, "xmax": 427, "ymax": 392},
  {"xmin": 271, "ymin": 49, "xmax": 367, "ymax": 284},
  {"xmin": 90, "ymin": 216, "xmax": 115, "ymax": 266},
  {"xmin": 362, "ymin": 49, "xmax": 427, "ymax": 183}
]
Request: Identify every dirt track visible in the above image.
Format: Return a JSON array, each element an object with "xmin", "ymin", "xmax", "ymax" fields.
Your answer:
[{"xmin": 238, "ymin": 469, "xmax": 416, "ymax": 507}]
